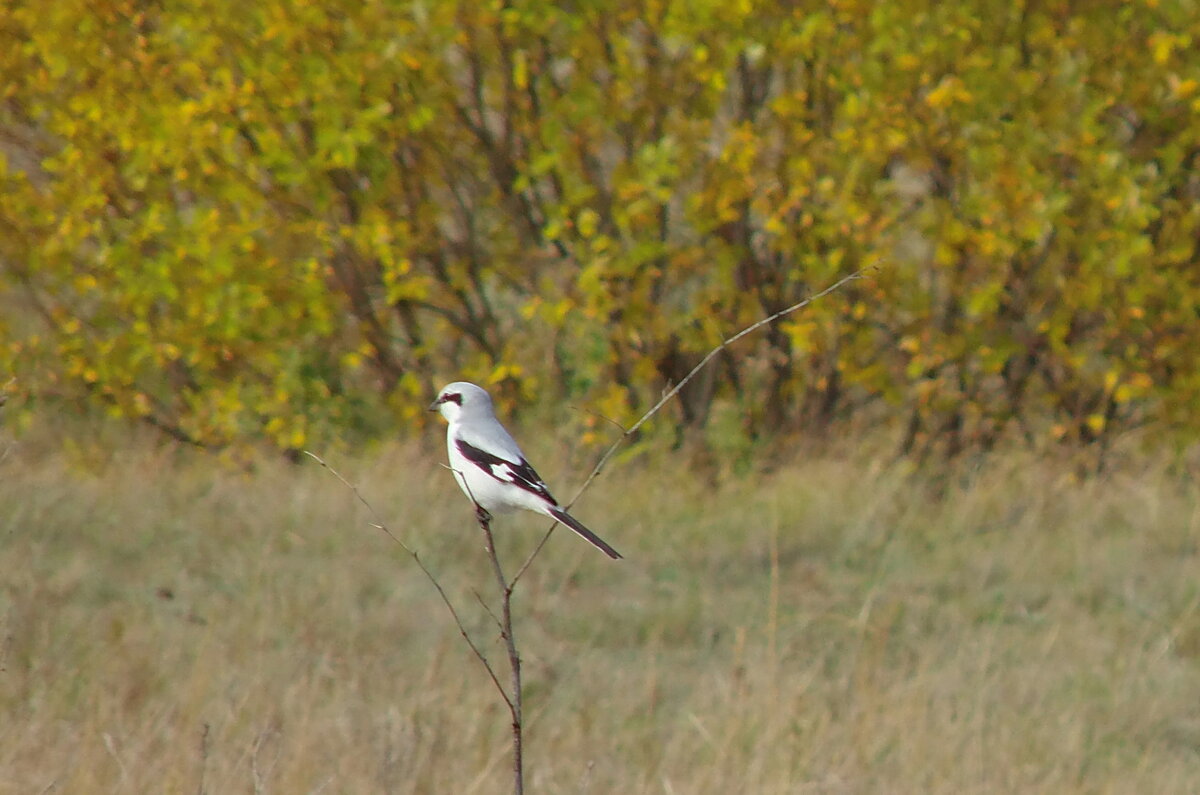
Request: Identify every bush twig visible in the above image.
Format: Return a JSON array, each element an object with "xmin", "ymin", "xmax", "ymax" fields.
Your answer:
[
  {"xmin": 309, "ymin": 265, "xmax": 869, "ymax": 793},
  {"xmin": 303, "ymin": 452, "xmax": 513, "ymax": 710},
  {"xmin": 511, "ymin": 266, "xmax": 873, "ymax": 585},
  {"xmin": 477, "ymin": 511, "xmax": 524, "ymax": 795}
]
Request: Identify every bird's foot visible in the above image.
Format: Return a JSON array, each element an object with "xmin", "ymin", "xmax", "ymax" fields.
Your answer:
[{"xmin": 474, "ymin": 504, "xmax": 493, "ymax": 525}]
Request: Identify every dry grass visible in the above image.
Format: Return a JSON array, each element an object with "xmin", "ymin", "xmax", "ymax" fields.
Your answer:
[{"xmin": 2, "ymin": 429, "xmax": 1200, "ymax": 793}]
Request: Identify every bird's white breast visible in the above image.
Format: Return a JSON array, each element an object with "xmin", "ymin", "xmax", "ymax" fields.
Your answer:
[{"xmin": 446, "ymin": 426, "xmax": 524, "ymax": 513}]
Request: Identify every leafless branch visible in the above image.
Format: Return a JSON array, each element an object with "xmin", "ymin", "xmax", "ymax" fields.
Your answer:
[
  {"xmin": 311, "ymin": 266, "xmax": 870, "ymax": 794},
  {"xmin": 195, "ymin": 723, "xmax": 209, "ymax": 795},
  {"xmin": 453, "ymin": 465, "xmax": 525, "ymax": 795},
  {"xmin": 572, "ymin": 267, "xmax": 874, "ymax": 500},
  {"xmin": 477, "ymin": 510, "xmax": 524, "ymax": 795},
  {"xmin": 513, "ymin": 266, "xmax": 874, "ymax": 581},
  {"xmin": 302, "ymin": 451, "xmax": 513, "ymax": 711},
  {"xmin": 472, "ymin": 587, "xmax": 505, "ymax": 635}
]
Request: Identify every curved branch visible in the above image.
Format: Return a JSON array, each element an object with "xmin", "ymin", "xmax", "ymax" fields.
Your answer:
[{"xmin": 511, "ymin": 265, "xmax": 875, "ymax": 584}]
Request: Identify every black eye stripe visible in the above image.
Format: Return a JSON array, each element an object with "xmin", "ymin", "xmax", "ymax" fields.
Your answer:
[{"xmin": 442, "ymin": 393, "xmax": 462, "ymax": 406}]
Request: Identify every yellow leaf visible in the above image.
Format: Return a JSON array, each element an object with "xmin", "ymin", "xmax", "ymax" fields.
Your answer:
[
  {"xmin": 513, "ymin": 50, "xmax": 528, "ymax": 90},
  {"xmin": 577, "ymin": 208, "xmax": 599, "ymax": 238},
  {"xmin": 1172, "ymin": 77, "xmax": 1198, "ymax": 100}
]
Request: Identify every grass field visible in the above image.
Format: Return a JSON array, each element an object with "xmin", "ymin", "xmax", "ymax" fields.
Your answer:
[{"xmin": 2, "ymin": 426, "xmax": 1200, "ymax": 793}]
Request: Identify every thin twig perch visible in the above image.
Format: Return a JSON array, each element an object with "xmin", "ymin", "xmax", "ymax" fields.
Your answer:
[
  {"xmin": 307, "ymin": 265, "xmax": 870, "ymax": 795},
  {"xmin": 477, "ymin": 511, "xmax": 524, "ymax": 795},
  {"xmin": 303, "ymin": 452, "xmax": 513, "ymax": 710},
  {"xmin": 511, "ymin": 265, "xmax": 873, "ymax": 585}
]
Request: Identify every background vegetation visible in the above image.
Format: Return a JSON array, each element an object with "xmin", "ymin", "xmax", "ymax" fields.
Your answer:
[
  {"xmin": 3, "ymin": 431, "xmax": 1200, "ymax": 792},
  {"xmin": 3, "ymin": 3, "xmax": 1200, "ymax": 790},
  {"xmin": 2, "ymin": 0, "xmax": 1198, "ymax": 459}
]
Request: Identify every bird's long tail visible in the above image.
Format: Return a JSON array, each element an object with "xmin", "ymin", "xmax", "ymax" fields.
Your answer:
[{"xmin": 548, "ymin": 507, "xmax": 622, "ymax": 560}]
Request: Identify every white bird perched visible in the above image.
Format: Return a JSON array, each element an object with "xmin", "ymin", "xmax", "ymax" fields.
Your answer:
[{"xmin": 429, "ymin": 381, "xmax": 622, "ymax": 560}]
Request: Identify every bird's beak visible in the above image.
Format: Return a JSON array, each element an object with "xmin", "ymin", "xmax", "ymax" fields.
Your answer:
[{"xmin": 427, "ymin": 398, "xmax": 440, "ymax": 412}]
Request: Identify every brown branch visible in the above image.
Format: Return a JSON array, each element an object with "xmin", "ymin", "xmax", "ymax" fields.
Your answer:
[
  {"xmin": 313, "ymin": 266, "xmax": 872, "ymax": 793},
  {"xmin": 302, "ymin": 452, "xmax": 512, "ymax": 711},
  {"xmin": 477, "ymin": 510, "xmax": 524, "ymax": 795},
  {"xmin": 454, "ymin": 468, "xmax": 525, "ymax": 795},
  {"xmin": 570, "ymin": 266, "xmax": 874, "ymax": 501},
  {"xmin": 511, "ymin": 266, "xmax": 874, "ymax": 584}
]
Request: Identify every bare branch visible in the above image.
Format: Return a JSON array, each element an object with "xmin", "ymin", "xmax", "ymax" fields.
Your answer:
[
  {"xmin": 579, "ymin": 267, "xmax": 873, "ymax": 498},
  {"xmin": 476, "ymin": 510, "xmax": 524, "ymax": 795},
  {"xmin": 472, "ymin": 587, "xmax": 505, "ymax": 636},
  {"xmin": 303, "ymin": 451, "xmax": 513, "ymax": 711},
  {"xmin": 510, "ymin": 525, "xmax": 556, "ymax": 589},
  {"xmin": 315, "ymin": 267, "xmax": 869, "ymax": 795},
  {"xmin": 449, "ymin": 463, "xmax": 525, "ymax": 794},
  {"xmin": 514, "ymin": 266, "xmax": 874, "ymax": 578},
  {"xmin": 195, "ymin": 723, "xmax": 209, "ymax": 795}
]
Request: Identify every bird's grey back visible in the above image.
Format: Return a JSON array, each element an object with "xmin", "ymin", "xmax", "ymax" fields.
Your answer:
[{"xmin": 448, "ymin": 382, "xmax": 527, "ymax": 461}]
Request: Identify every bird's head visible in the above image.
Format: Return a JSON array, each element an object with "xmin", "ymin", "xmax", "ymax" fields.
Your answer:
[{"xmin": 429, "ymin": 381, "xmax": 493, "ymax": 422}]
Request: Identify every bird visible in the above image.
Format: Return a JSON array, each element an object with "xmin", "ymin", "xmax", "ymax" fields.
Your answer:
[{"xmin": 429, "ymin": 381, "xmax": 622, "ymax": 560}]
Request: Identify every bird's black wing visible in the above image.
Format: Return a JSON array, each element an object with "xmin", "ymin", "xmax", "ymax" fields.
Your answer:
[{"xmin": 455, "ymin": 438, "xmax": 558, "ymax": 505}]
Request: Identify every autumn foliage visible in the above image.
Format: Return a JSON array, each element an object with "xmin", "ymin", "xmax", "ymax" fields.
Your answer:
[{"xmin": 1, "ymin": 1, "xmax": 1197, "ymax": 456}]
